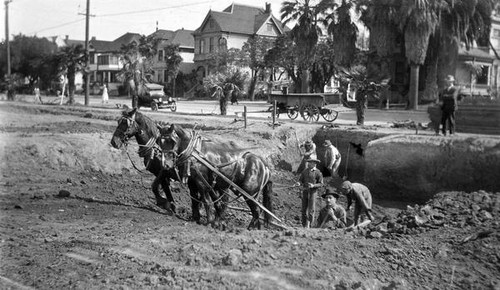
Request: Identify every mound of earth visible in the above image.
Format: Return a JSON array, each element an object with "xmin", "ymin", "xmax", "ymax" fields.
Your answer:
[{"xmin": 0, "ymin": 101, "xmax": 499, "ymax": 289}]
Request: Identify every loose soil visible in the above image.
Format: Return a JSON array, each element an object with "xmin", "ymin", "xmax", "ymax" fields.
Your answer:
[{"xmin": 0, "ymin": 101, "xmax": 498, "ymax": 290}]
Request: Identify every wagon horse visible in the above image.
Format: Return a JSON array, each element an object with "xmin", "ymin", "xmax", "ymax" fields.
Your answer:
[
  {"xmin": 160, "ymin": 123, "xmax": 279, "ymax": 230},
  {"xmin": 110, "ymin": 107, "xmax": 177, "ymax": 214}
]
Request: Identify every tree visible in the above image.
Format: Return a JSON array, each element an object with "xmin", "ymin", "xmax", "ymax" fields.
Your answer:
[
  {"xmin": 118, "ymin": 35, "xmax": 159, "ymax": 108},
  {"xmin": 281, "ymin": 0, "xmax": 331, "ymax": 92},
  {"xmin": 164, "ymin": 44, "xmax": 183, "ymax": 98},
  {"xmin": 203, "ymin": 67, "xmax": 247, "ymax": 115},
  {"xmin": 310, "ymin": 39, "xmax": 337, "ymax": 93},
  {"xmin": 398, "ymin": 0, "xmax": 441, "ymax": 110},
  {"xmin": 0, "ymin": 34, "xmax": 57, "ymax": 87},
  {"xmin": 52, "ymin": 44, "xmax": 86, "ymax": 104},
  {"xmin": 241, "ymin": 36, "xmax": 275, "ymax": 100},
  {"xmin": 265, "ymin": 33, "xmax": 301, "ymax": 92},
  {"xmin": 325, "ymin": 0, "xmax": 358, "ymax": 68}
]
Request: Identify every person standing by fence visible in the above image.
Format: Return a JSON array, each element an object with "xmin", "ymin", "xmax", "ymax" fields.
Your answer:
[{"xmin": 437, "ymin": 75, "xmax": 458, "ymax": 136}]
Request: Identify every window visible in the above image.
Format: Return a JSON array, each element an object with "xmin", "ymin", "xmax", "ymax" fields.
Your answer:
[
  {"xmin": 97, "ymin": 55, "xmax": 109, "ymax": 65},
  {"xmin": 158, "ymin": 49, "xmax": 164, "ymax": 61},
  {"xmin": 209, "ymin": 37, "xmax": 214, "ymax": 52},
  {"xmin": 218, "ymin": 37, "xmax": 227, "ymax": 51},
  {"xmin": 164, "ymin": 70, "xmax": 168, "ymax": 83},
  {"xmin": 493, "ymin": 29, "xmax": 500, "ymax": 38},
  {"xmin": 209, "ymin": 19, "xmax": 214, "ymax": 29},
  {"xmin": 477, "ymin": 65, "xmax": 490, "ymax": 85},
  {"xmin": 200, "ymin": 39, "xmax": 205, "ymax": 53},
  {"xmin": 266, "ymin": 23, "xmax": 273, "ymax": 32},
  {"xmin": 89, "ymin": 52, "xmax": 95, "ymax": 64}
]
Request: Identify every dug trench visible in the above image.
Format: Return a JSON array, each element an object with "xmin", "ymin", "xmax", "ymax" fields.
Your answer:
[{"xmin": 1, "ymin": 102, "xmax": 499, "ymax": 289}]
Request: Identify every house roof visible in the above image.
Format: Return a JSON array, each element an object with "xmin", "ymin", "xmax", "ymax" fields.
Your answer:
[
  {"xmin": 194, "ymin": 3, "xmax": 286, "ymax": 35},
  {"xmin": 89, "ymin": 32, "xmax": 142, "ymax": 52},
  {"xmin": 458, "ymin": 46, "xmax": 495, "ymax": 62},
  {"xmin": 149, "ymin": 29, "xmax": 195, "ymax": 48}
]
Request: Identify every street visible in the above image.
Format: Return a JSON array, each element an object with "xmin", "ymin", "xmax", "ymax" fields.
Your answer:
[{"xmin": 13, "ymin": 93, "xmax": 431, "ymax": 128}]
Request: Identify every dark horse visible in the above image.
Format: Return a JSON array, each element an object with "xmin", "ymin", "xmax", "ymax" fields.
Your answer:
[
  {"xmin": 160, "ymin": 123, "xmax": 273, "ymax": 229},
  {"xmin": 110, "ymin": 107, "xmax": 176, "ymax": 213}
]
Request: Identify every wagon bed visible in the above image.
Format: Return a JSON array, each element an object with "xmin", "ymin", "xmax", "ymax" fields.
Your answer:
[{"xmin": 269, "ymin": 93, "xmax": 348, "ymax": 122}]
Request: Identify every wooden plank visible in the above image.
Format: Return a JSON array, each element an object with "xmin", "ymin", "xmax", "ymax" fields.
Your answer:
[{"xmin": 191, "ymin": 151, "xmax": 283, "ymax": 223}]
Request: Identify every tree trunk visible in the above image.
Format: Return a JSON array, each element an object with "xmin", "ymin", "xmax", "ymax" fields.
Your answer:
[
  {"xmin": 423, "ymin": 55, "xmax": 438, "ymax": 102},
  {"xmin": 409, "ymin": 64, "xmax": 419, "ymax": 110},
  {"xmin": 248, "ymin": 69, "xmax": 259, "ymax": 102},
  {"xmin": 300, "ymin": 68, "xmax": 310, "ymax": 93},
  {"xmin": 67, "ymin": 71, "xmax": 76, "ymax": 105}
]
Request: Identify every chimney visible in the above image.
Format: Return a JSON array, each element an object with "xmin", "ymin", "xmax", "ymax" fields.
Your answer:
[
  {"xmin": 65, "ymin": 35, "xmax": 69, "ymax": 40},
  {"xmin": 265, "ymin": 2, "xmax": 271, "ymax": 13},
  {"xmin": 91, "ymin": 36, "xmax": 96, "ymax": 41},
  {"xmin": 156, "ymin": 21, "xmax": 158, "ymax": 32}
]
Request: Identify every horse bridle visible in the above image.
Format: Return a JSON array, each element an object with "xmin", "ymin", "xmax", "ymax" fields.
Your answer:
[{"xmin": 116, "ymin": 115, "xmax": 139, "ymax": 144}]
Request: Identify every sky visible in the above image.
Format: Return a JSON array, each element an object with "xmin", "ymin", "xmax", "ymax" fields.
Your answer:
[{"xmin": 1, "ymin": 0, "xmax": 287, "ymax": 42}]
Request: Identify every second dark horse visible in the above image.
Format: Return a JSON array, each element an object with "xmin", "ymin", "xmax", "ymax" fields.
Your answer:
[{"xmin": 160, "ymin": 123, "xmax": 274, "ymax": 229}]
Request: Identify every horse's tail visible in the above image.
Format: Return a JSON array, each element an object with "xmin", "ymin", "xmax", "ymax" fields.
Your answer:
[{"xmin": 262, "ymin": 180, "xmax": 273, "ymax": 225}]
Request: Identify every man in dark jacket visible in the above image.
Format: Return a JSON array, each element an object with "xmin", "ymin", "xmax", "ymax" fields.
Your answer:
[{"xmin": 438, "ymin": 75, "xmax": 459, "ymax": 136}]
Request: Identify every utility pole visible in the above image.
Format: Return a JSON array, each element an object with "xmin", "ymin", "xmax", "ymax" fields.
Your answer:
[
  {"xmin": 5, "ymin": 1, "xmax": 12, "ymax": 78},
  {"xmin": 4, "ymin": 0, "xmax": 13, "ymax": 100},
  {"xmin": 84, "ymin": 0, "xmax": 90, "ymax": 106}
]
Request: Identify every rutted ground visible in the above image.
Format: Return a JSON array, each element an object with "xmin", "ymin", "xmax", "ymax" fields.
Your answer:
[{"xmin": 0, "ymin": 102, "xmax": 498, "ymax": 290}]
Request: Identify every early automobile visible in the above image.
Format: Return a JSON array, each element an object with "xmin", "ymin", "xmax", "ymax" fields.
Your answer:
[{"xmin": 137, "ymin": 83, "xmax": 177, "ymax": 112}]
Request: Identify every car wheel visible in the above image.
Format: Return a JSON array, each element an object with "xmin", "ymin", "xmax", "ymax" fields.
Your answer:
[
  {"xmin": 151, "ymin": 102, "xmax": 158, "ymax": 111},
  {"xmin": 170, "ymin": 102, "xmax": 177, "ymax": 112}
]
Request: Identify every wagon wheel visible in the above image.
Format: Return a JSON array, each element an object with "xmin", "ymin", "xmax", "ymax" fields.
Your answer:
[
  {"xmin": 150, "ymin": 102, "xmax": 159, "ymax": 111},
  {"xmin": 287, "ymin": 106, "xmax": 299, "ymax": 120},
  {"xmin": 321, "ymin": 108, "xmax": 339, "ymax": 122},
  {"xmin": 300, "ymin": 104, "xmax": 320, "ymax": 122}
]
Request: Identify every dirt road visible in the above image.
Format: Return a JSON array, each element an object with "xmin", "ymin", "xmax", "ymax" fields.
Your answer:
[{"xmin": 0, "ymin": 101, "xmax": 498, "ymax": 289}]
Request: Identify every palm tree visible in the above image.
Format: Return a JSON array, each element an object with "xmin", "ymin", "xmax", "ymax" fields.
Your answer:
[
  {"xmin": 55, "ymin": 44, "xmax": 86, "ymax": 105},
  {"xmin": 164, "ymin": 44, "xmax": 183, "ymax": 99},
  {"xmin": 325, "ymin": 0, "xmax": 358, "ymax": 68},
  {"xmin": 397, "ymin": 0, "xmax": 441, "ymax": 110},
  {"xmin": 118, "ymin": 35, "xmax": 159, "ymax": 108},
  {"xmin": 281, "ymin": 0, "xmax": 331, "ymax": 93}
]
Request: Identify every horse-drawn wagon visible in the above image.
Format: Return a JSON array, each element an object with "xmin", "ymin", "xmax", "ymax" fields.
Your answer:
[{"xmin": 269, "ymin": 92, "xmax": 345, "ymax": 122}]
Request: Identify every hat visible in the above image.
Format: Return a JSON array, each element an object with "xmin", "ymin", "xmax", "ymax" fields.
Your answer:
[
  {"xmin": 322, "ymin": 187, "xmax": 340, "ymax": 199},
  {"xmin": 306, "ymin": 158, "xmax": 321, "ymax": 164},
  {"xmin": 323, "ymin": 140, "xmax": 332, "ymax": 147},
  {"xmin": 340, "ymin": 181, "xmax": 352, "ymax": 190},
  {"xmin": 444, "ymin": 75, "xmax": 455, "ymax": 82}
]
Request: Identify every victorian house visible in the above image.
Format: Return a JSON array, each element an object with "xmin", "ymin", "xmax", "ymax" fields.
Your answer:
[
  {"xmin": 192, "ymin": 3, "xmax": 287, "ymax": 78},
  {"xmin": 148, "ymin": 28, "xmax": 195, "ymax": 84}
]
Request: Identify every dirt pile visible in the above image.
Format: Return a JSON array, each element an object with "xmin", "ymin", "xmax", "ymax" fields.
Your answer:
[{"xmin": 385, "ymin": 190, "xmax": 499, "ymax": 235}]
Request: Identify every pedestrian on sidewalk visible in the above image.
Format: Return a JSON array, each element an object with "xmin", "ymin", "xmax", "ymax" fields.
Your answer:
[
  {"xmin": 102, "ymin": 83, "xmax": 109, "ymax": 104},
  {"xmin": 34, "ymin": 86, "xmax": 43, "ymax": 104}
]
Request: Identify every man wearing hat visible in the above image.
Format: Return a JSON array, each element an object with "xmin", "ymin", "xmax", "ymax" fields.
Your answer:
[
  {"xmin": 323, "ymin": 140, "xmax": 341, "ymax": 178},
  {"xmin": 340, "ymin": 181, "xmax": 374, "ymax": 226},
  {"xmin": 437, "ymin": 75, "xmax": 459, "ymax": 136},
  {"xmin": 316, "ymin": 187, "xmax": 346, "ymax": 229},
  {"xmin": 297, "ymin": 140, "xmax": 317, "ymax": 174},
  {"xmin": 297, "ymin": 158, "xmax": 323, "ymax": 228}
]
